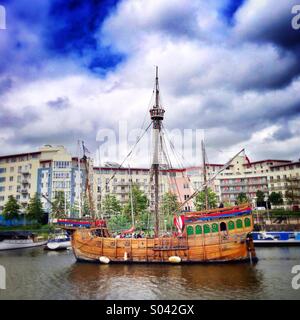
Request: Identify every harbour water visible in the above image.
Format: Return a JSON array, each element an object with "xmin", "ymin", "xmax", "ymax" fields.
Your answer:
[{"xmin": 0, "ymin": 247, "xmax": 299, "ymax": 300}]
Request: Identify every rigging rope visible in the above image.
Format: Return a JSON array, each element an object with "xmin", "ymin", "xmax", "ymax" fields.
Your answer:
[
  {"xmin": 174, "ymin": 148, "xmax": 246, "ymax": 215},
  {"xmin": 98, "ymin": 121, "xmax": 153, "ymax": 196}
]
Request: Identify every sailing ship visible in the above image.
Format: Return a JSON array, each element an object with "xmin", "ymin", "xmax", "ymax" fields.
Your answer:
[{"xmin": 66, "ymin": 68, "xmax": 257, "ymax": 264}]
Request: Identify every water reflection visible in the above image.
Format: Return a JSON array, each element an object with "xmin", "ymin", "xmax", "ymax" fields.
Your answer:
[{"xmin": 67, "ymin": 262, "xmax": 264, "ymax": 300}]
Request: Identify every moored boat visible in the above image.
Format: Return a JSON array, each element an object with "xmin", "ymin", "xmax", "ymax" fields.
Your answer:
[
  {"xmin": 69, "ymin": 205, "xmax": 257, "ymax": 264},
  {"xmin": 46, "ymin": 231, "xmax": 71, "ymax": 251},
  {"xmin": 252, "ymin": 231, "xmax": 300, "ymax": 246},
  {"xmin": 0, "ymin": 231, "xmax": 47, "ymax": 251}
]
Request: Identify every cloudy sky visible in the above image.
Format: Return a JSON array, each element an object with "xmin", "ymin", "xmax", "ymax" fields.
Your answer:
[{"xmin": 0, "ymin": 0, "xmax": 300, "ymax": 166}]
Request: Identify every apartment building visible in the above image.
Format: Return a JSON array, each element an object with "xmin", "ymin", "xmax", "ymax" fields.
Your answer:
[
  {"xmin": 218, "ymin": 157, "xmax": 291, "ymax": 205},
  {"xmin": 0, "ymin": 151, "xmax": 41, "ymax": 211},
  {"xmin": 269, "ymin": 161, "xmax": 300, "ymax": 207},
  {"xmin": 0, "ymin": 145, "xmax": 84, "ymax": 214}
]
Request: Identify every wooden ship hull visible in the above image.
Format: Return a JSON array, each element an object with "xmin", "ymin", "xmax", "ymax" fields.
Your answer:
[{"xmin": 69, "ymin": 206, "xmax": 257, "ymax": 264}]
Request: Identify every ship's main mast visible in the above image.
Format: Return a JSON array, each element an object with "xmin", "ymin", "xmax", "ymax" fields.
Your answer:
[{"xmin": 150, "ymin": 67, "xmax": 165, "ymax": 237}]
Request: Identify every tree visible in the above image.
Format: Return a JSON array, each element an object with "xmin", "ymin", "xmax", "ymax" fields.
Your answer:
[
  {"xmin": 194, "ymin": 188, "xmax": 217, "ymax": 211},
  {"xmin": 70, "ymin": 200, "xmax": 80, "ymax": 216},
  {"xmin": 107, "ymin": 213, "xmax": 131, "ymax": 232},
  {"xmin": 82, "ymin": 195, "xmax": 91, "ymax": 217},
  {"xmin": 161, "ymin": 192, "xmax": 180, "ymax": 230},
  {"xmin": 102, "ymin": 194, "xmax": 122, "ymax": 217},
  {"xmin": 2, "ymin": 195, "xmax": 20, "ymax": 220},
  {"xmin": 26, "ymin": 193, "xmax": 45, "ymax": 224},
  {"xmin": 161, "ymin": 192, "xmax": 180, "ymax": 216},
  {"xmin": 236, "ymin": 192, "xmax": 248, "ymax": 205},
  {"xmin": 51, "ymin": 191, "xmax": 67, "ymax": 219},
  {"xmin": 256, "ymin": 190, "xmax": 265, "ymax": 206},
  {"xmin": 269, "ymin": 191, "xmax": 284, "ymax": 206},
  {"xmin": 123, "ymin": 184, "xmax": 149, "ymax": 216}
]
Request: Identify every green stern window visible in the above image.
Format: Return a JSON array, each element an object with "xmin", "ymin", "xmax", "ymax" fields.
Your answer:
[
  {"xmin": 228, "ymin": 221, "xmax": 235, "ymax": 230},
  {"xmin": 244, "ymin": 217, "xmax": 251, "ymax": 228},
  {"xmin": 204, "ymin": 224, "xmax": 210, "ymax": 234},
  {"xmin": 187, "ymin": 226, "xmax": 194, "ymax": 236},
  {"xmin": 236, "ymin": 219, "xmax": 243, "ymax": 229},
  {"xmin": 212, "ymin": 223, "xmax": 219, "ymax": 233},
  {"xmin": 195, "ymin": 225, "xmax": 202, "ymax": 235}
]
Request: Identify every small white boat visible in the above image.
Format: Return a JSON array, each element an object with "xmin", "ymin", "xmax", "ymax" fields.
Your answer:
[
  {"xmin": 0, "ymin": 231, "xmax": 47, "ymax": 251},
  {"xmin": 46, "ymin": 233, "xmax": 71, "ymax": 251}
]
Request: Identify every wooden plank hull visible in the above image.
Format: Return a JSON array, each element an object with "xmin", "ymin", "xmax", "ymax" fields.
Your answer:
[
  {"xmin": 69, "ymin": 209, "xmax": 257, "ymax": 264},
  {"xmin": 71, "ymin": 230, "xmax": 255, "ymax": 264}
]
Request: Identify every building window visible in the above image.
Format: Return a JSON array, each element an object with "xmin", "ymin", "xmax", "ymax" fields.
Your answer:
[
  {"xmin": 54, "ymin": 161, "xmax": 71, "ymax": 168},
  {"xmin": 9, "ymin": 176, "xmax": 13, "ymax": 182},
  {"xmin": 0, "ymin": 177, "xmax": 6, "ymax": 183},
  {"xmin": 0, "ymin": 168, "xmax": 6, "ymax": 174}
]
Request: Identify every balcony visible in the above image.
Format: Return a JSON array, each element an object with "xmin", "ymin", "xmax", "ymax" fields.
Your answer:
[
  {"xmin": 20, "ymin": 189, "xmax": 29, "ymax": 194},
  {"xmin": 112, "ymin": 181, "xmax": 129, "ymax": 186},
  {"xmin": 21, "ymin": 179, "xmax": 29, "ymax": 185},
  {"xmin": 114, "ymin": 189, "xmax": 129, "ymax": 194},
  {"xmin": 20, "ymin": 168, "xmax": 30, "ymax": 175},
  {"xmin": 220, "ymin": 181, "xmax": 248, "ymax": 186}
]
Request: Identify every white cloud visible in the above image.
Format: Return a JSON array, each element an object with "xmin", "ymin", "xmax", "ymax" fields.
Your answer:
[{"xmin": 1, "ymin": 0, "xmax": 300, "ymax": 166}]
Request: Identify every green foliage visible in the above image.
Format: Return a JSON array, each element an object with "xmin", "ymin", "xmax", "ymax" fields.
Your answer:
[
  {"xmin": 135, "ymin": 211, "xmax": 151, "ymax": 230},
  {"xmin": 26, "ymin": 193, "xmax": 45, "ymax": 224},
  {"xmin": 102, "ymin": 194, "xmax": 122, "ymax": 216},
  {"xmin": 224, "ymin": 201, "xmax": 232, "ymax": 208},
  {"xmin": 2, "ymin": 195, "xmax": 20, "ymax": 220},
  {"xmin": 236, "ymin": 192, "xmax": 248, "ymax": 205},
  {"xmin": 123, "ymin": 184, "xmax": 149, "ymax": 216},
  {"xmin": 285, "ymin": 190, "xmax": 296, "ymax": 205},
  {"xmin": 82, "ymin": 195, "xmax": 91, "ymax": 217},
  {"xmin": 107, "ymin": 214, "xmax": 131, "ymax": 232},
  {"xmin": 70, "ymin": 200, "xmax": 79, "ymax": 216},
  {"xmin": 269, "ymin": 191, "xmax": 284, "ymax": 206},
  {"xmin": 256, "ymin": 190, "xmax": 265, "ymax": 205},
  {"xmin": 51, "ymin": 191, "xmax": 67, "ymax": 219},
  {"xmin": 194, "ymin": 188, "xmax": 217, "ymax": 210},
  {"xmin": 161, "ymin": 192, "xmax": 180, "ymax": 216},
  {"xmin": 161, "ymin": 191, "xmax": 180, "ymax": 231}
]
